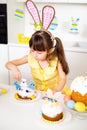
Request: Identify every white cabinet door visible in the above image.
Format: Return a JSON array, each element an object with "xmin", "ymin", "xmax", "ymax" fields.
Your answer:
[
  {"xmin": 65, "ymin": 51, "xmax": 87, "ymax": 85},
  {"xmin": 9, "ymin": 45, "xmax": 32, "ymax": 84},
  {"xmin": 0, "ymin": 45, "xmax": 9, "ymax": 84}
]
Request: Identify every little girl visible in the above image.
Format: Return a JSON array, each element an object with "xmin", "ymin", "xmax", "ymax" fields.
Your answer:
[{"xmin": 5, "ymin": 30, "xmax": 69, "ymax": 93}]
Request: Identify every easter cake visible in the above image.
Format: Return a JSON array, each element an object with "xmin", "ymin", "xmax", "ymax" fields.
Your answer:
[
  {"xmin": 41, "ymin": 99, "xmax": 63, "ymax": 122},
  {"xmin": 14, "ymin": 79, "xmax": 38, "ymax": 101},
  {"xmin": 64, "ymin": 76, "xmax": 87, "ymax": 112},
  {"xmin": 70, "ymin": 76, "xmax": 87, "ymax": 105},
  {"xmin": 41, "ymin": 89, "xmax": 64, "ymax": 123},
  {"xmin": 15, "ymin": 87, "xmax": 36, "ymax": 100}
]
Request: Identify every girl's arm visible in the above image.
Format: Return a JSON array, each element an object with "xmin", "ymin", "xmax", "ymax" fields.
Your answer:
[
  {"xmin": 53, "ymin": 61, "xmax": 66, "ymax": 93},
  {"xmin": 5, "ymin": 55, "xmax": 28, "ymax": 81}
]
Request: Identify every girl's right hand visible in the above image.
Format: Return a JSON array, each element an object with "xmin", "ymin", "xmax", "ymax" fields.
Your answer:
[{"xmin": 12, "ymin": 69, "xmax": 22, "ymax": 81}]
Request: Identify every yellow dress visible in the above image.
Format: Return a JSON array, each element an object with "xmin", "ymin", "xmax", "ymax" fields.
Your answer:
[{"xmin": 28, "ymin": 54, "xmax": 60, "ymax": 91}]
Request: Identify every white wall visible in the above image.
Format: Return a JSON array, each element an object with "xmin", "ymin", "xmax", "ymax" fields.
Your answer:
[
  {"xmin": 7, "ymin": 0, "xmax": 25, "ymax": 43},
  {"xmin": 25, "ymin": 3, "xmax": 87, "ymax": 43},
  {"xmin": 7, "ymin": 1, "xmax": 87, "ymax": 43}
]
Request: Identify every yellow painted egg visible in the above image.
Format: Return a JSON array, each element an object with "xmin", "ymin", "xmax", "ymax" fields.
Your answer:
[
  {"xmin": 64, "ymin": 86, "xmax": 72, "ymax": 96},
  {"xmin": 1, "ymin": 89, "xmax": 7, "ymax": 94},
  {"xmin": 74, "ymin": 102, "xmax": 86, "ymax": 112},
  {"xmin": 85, "ymin": 106, "xmax": 87, "ymax": 110}
]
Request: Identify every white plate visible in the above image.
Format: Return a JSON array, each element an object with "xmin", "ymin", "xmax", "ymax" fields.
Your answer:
[
  {"xmin": 35, "ymin": 109, "xmax": 72, "ymax": 128},
  {"xmin": 64, "ymin": 104, "xmax": 87, "ymax": 120},
  {"xmin": 10, "ymin": 90, "xmax": 41, "ymax": 103}
]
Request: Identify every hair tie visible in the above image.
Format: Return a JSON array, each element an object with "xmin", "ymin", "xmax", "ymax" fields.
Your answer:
[{"xmin": 53, "ymin": 38, "xmax": 56, "ymax": 47}]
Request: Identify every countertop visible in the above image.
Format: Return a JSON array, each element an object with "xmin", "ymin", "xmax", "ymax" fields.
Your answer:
[{"xmin": 0, "ymin": 84, "xmax": 87, "ymax": 130}]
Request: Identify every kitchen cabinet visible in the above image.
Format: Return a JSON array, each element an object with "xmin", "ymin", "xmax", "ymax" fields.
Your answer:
[
  {"xmin": 65, "ymin": 51, "xmax": 87, "ymax": 86},
  {"xmin": 8, "ymin": 44, "xmax": 32, "ymax": 84},
  {"xmin": 0, "ymin": 45, "xmax": 9, "ymax": 84}
]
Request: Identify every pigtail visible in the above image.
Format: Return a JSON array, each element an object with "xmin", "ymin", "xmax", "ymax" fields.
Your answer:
[{"xmin": 54, "ymin": 37, "xmax": 69, "ymax": 74}]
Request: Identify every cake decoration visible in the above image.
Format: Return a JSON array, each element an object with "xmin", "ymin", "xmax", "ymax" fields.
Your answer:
[
  {"xmin": 14, "ymin": 79, "xmax": 40, "ymax": 102},
  {"xmin": 41, "ymin": 89, "xmax": 64, "ymax": 123},
  {"xmin": 14, "ymin": 79, "xmax": 35, "ymax": 90},
  {"xmin": 42, "ymin": 88, "xmax": 62, "ymax": 101},
  {"xmin": 64, "ymin": 76, "xmax": 87, "ymax": 112}
]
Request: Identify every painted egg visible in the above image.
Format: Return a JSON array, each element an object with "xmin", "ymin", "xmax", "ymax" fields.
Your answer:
[
  {"xmin": 74, "ymin": 102, "xmax": 86, "ymax": 112},
  {"xmin": 85, "ymin": 106, "xmax": 87, "ymax": 110},
  {"xmin": 63, "ymin": 95, "xmax": 71, "ymax": 103},
  {"xmin": 1, "ymin": 89, "xmax": 7, "ymax": 94},
  {"xmin": 66, "ymin": 100, "xmax": 75, "ymax": 109},
  {"xmin": 14, "ymin": 7, "xmax": 24, "ymax": 20},
  {"xmin": 64, "ymin": 87, "xmax": 72, "ymax": 96},
  {"xmin": 49, "ymin": 16, "xmax": 58, "ymax": 30}
]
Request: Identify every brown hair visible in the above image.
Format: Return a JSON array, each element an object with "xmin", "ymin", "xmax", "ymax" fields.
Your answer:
[{"xmin": 29, "ymin": 30, "xmax": 69, "ymax": 74}]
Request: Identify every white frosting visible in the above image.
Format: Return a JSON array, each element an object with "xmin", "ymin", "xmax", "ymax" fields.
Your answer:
[
  {"xmin": 18, "ymin": 87, "xmax": 34, "ymax": 98},
  {"xmin": 20, "ymin": 79, "xmax": 27, "ymax": 88},
  {"xmin": 17, "ymin": 78, "xmax": 35, "ymax": 98},
  {"xmin": 71, "ymin": 76, "xmax": 87, "ymax": 96},
  {"xmin": 42, "ymin": 100, "xmax": 63, "ymax": 118}
]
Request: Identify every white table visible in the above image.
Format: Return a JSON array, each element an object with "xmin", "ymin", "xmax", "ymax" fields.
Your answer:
[{"xmin": 0, "ymin": 84, "xmax": 87, "ymax": 130}]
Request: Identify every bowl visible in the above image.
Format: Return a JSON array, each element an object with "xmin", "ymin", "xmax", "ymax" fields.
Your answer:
[{"xmin": 65, "ymin": 104, "xmax": 87, "ymax": 120}]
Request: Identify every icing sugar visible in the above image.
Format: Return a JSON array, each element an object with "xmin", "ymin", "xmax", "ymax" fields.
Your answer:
[
  {"xmin": 17, "ymin": 87, "xmax": 34, "ymax": 98},
  {"xmin": 42, "ymin": 100, "xmax": 63, "ymax": 117},
  {"xmin": 20, "ymin": 79, "xmax": 27, "ymax": 87},
  {"xmin": 71, "ymin": 76, "xmax": 87, "ymax": 96}
]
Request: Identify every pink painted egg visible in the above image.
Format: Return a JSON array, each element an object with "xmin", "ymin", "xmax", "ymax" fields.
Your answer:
[{"xmin": 63, "ymin": 95, "xmax": 71, "ymax": 103}]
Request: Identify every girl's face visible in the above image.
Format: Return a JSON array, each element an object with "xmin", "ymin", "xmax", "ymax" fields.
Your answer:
[{"xmin": 30, "ymin": 48, "xmax": 48, "ymax": 61}]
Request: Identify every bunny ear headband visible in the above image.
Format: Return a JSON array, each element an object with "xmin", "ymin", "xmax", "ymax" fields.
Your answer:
[
  {"xmin": 26, "ymin": 0, "xmax": 55, "ymax": 31},
  {"xmin": 42, "ymin": 89, "xmax": 62, "ymax": 102}
]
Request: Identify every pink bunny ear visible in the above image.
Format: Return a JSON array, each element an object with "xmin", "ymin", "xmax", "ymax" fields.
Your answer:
[
  {"xmin": 26, "ymin": 0, "xmax": 42, "ymax": 30},
  {"xmin": 46, "ymin": 88, "xmax": 53, "ymax": 97},
  {"xmin": 42, "ymin": 5, "xmax": 55, "ymax": 30},
  {"xmin": 53, "ymin": 92, "xmax": 62, "ymax": 99}
]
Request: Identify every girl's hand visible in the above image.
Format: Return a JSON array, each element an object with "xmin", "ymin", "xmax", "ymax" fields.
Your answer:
[
  {"xmin": 52, "ymin": 88, "xmax": 60, "ymax": 94},
  {"xmin": 52, "ymin": 89, "xmax": 57, "ymax": 94},
  {"xmin": 12, "ymin": 69, "xmax": 22, "ymax": 81}
]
